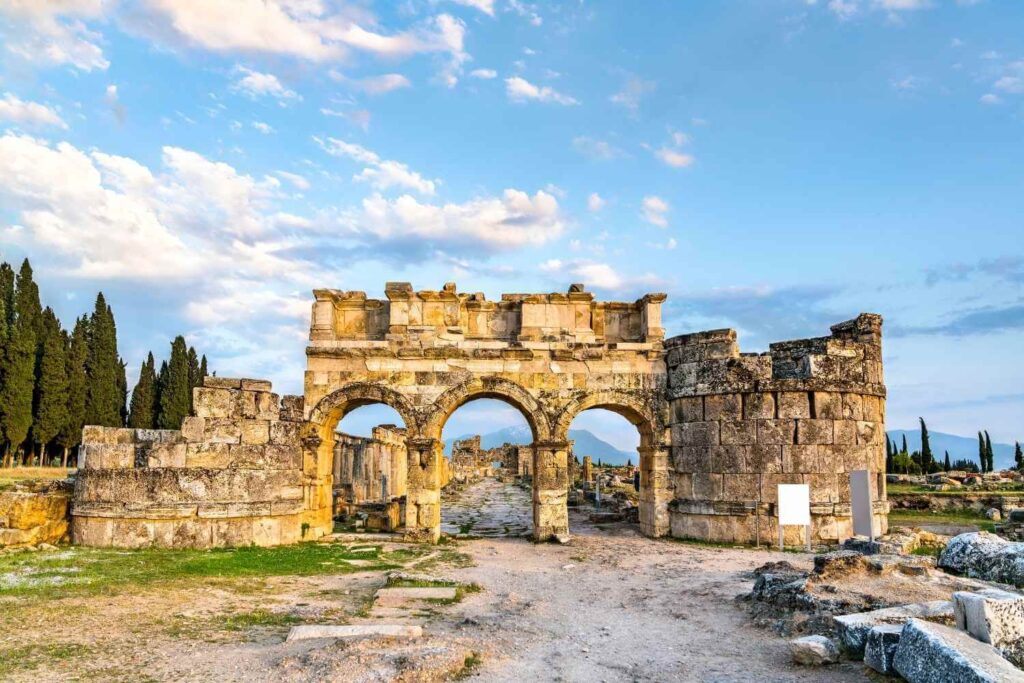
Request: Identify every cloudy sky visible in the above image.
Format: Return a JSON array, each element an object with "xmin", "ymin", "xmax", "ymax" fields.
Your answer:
[{"xmin": 0, "ymin": 0, "xmax": 1021, "ymax": 450}]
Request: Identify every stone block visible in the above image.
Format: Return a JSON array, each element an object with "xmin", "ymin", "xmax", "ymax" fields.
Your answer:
[
  {"xmin": 841, "ymin": 393, "xmax": 864, "ymax": 421},
  {"xmin": 81, "ymin": 425, "xmax": 136, "ymax": 445},
  {"xmin": 145, "ymin": 442, "xmax": 186, "ymax": 468},
  {"xmin": 893, "ymin": 619, "xmax": 1022, "ymax": 683},
  {"xmin": 749, "ymin": 445, "xmax": 783, "ymax": 473},
  {"xmin": 240, "ymin": 378, "xmax": 272, "ymax": 392},
  {"xmin": 194, "ymin": 387, "xmax": 238, "ymax": 419},
  {"xmin": 269, "ymin": 420, "xmax": 301, "ymax": 446},
  {"xmin": 805, "ymin": 473, "xmax": 840, "ymax": 503},
  {"xmin": 856, "ymin": 421, "xmax": 882, "ymax": 445},
  {"xmin": 796, "ymin": 419, "xmax": 834, "ymax": 445},
  {"xmin": 833, "ymin": 420, "xmax": 857, "ymax": 445},
  {"xmin": 671, "ymin": 397, "xmax": 703, "ymax": 423},
  {"xmin": 864, "ymin": 624, "xmax": 902, "ymax": 675},
  {"xmin": 863, "ymin": 394, "xmax": 884, "ymax": 422},
  {"xmin": 704, "ymin": 393, "xmax": 741, "ymax": 421},
  {"xmin": 185, "ymin": 443, "xmax": 231, "ymax": 468},
  {"xmin": 204, "ymin": 377, "xmax": 242, "ymax": 389},
  {"xmin": 672, "ymin": 446, "xmax": 708, "ymax": 472},
  {"xmin": 720, "ymin": 420, "xmax": 757, "ymax": 445},
  {"xmin": 757, "ymin": 419, "xmax": 795, "ymax": 445},
  {"xmin": 783, "ymin": 445, "xmax": 820, "ymax": 473},
  {"xmin": 953, "ymin": 588, "xmax": 1024, "ymax": 667},
  {"xmin": 206, "ymin": 418, "xmax": 241, "ymax": 444},
  {"xmin": 710, "ymin": 445, "xmax": 747, "ymax": 472},
  {"xmin": 834, "ymin": 601, "xmax": 954, "ymax": 657},
  {"xmin": 180, "ymin": 416, "xmax": 205, "ymax": 442},
  {"xmin": 760, "ymin": 474, "xmax": 804, "ymax": 504},
  {"xmin": 692, "ymin": 473, "xmax": 723, "ymax": 500},
  {"xmin": 778, "ymin": 392, "xmax": 812, "ymax": 419},
  {"xmin": 80, "ymin": 443, "xmax": 136, "ymax": 469},
  {"xmin": 676, "ymin": 421, "xmax": 720, "ymax": 447},
  {"xmin": 790, "ymin": 635, "xmax": 839, "ymax": 666},
  {"xmin": 723, "ymin": 474, "xmax": 760, "ymax": 501},
  {"xmin": 743, "ymin": 392, "xmax": 775, "ymax": 420},
  {"xmin": 813, "ymin": 391, "xmax": 843, "ymax": 419},
  {"xmin": 239, "ymin": 420, "xmax": 270, "ymax": 445}
]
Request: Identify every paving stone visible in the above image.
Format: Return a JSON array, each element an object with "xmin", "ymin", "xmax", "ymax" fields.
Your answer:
[
  {"xmin": 893, "ymin": 619, "xmax": 1022, "ymax": 682},
  {"xmin": 834, "ymin": 600, "xmax": 954, "ymax": 658},
  {"xmin": 286, "ymin": 624, "xmax": 423, "ymax": 642},
  {"xmin": 375, "ymin": 586, "xmax": 457, "ymax": 607}
]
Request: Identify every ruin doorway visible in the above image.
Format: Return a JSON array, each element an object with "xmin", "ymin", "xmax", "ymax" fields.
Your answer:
[{"xmin": 439, "ymin": 398, "xmax": 536, "ymax": 539}]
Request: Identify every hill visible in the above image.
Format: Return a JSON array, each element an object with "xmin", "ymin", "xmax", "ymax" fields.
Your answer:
[
  {"xmin": 445, "ymin": 424, "xmax": 636, "ymax": 465},
  {"xmin": 887, "ymin": 429, "xmax": 1018, "ymax": 471}
]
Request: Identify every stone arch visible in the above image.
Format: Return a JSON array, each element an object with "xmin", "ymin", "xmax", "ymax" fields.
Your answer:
[
  {"xmin": 553, "ymin": 389, "xmax": 661, "ymax": 447},
  {"xmin": 307, "ymin": 382, "xmax": 421, "ymax": 439},
  {"xmin": 422, "ymin": 376, "xmax": 551, "ymax": 442}
]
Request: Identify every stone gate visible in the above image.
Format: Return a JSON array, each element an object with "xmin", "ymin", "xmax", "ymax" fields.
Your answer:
[{"xmin": 70, "ymin": 282, "xmax": 887, "ymax": 548}]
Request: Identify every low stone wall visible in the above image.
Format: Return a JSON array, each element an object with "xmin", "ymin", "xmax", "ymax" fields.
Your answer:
[
  {"xmin": 71, "ymin": 377, "xmax": 305, "ymax": 549},
  {"xmin": 891, "ymin": 492, "xmax": 1024, "ymax": 515},
  {"xmin": 665, "ymin": 314, "xmax": 888, "ymax": 544},
  {"xmin": 0, "ymin": 480, "xmax": 72, "ymax": 547}
]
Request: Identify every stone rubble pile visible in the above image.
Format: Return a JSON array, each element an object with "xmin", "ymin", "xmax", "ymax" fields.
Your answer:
[{"xmin": 938, "ymin": 531, "xmax": 1024, "ymax": 587}]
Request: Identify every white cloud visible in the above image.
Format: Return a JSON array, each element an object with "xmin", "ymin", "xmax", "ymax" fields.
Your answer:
[
  {"xmin": 350, "ymin": 189, "xmax": 564, "ymax": 252},
  {"xmin": 538, "ymin": 259, "xmax": 665, "ymax": 292},
  {"xmin": 609, "ymin": 75, "xmax": 656, "ymax": 113},
  {"xmin": 451, "ymin": 0, "xmax": 495, "ymax": 16},
  {"xmin": 470, "ymin": 68, "xmax": 497, "ymax": 79},
  {"xmin": 315, "ymin": 137, "xmax": 437, "ymax": 195},
  {"xmin": 505, "ymin": 77, "xmax": 578, "ymax": 105},
  {"xmin": 320, "ymin": 107, "xmax": 372, "ymax": 130},
  {"xmin": 507, "ymin": 0, "xmax": 542, "ymax": 26},
  {"xmin": 571, "ymin": 136, "xmax": 623, "ymax": 161},
  {"xmin": 276, "ymin": 171, "xmax": 310, "ymax": 191},
  {"xmin": 979, "ymin": 93, "xmax": 1002, "ymax": 105},
  {"xmin": 994, "ymin": 76, "xmax": 1024, "ymax": 94},
  {"xmin": 251, "ymin": 121, "xmax": 275, "ymax": 134},
  {"xmin": 654, "ymin": 147, "xmax": 695, "ymax": 168},
  {"xmin": 587, "ymin": 193, "xmax": 606, "ymax": 212},
  {"xmin": 0, "ymin": 0, "xmax": 109, "ymax": 71},
  {"xmin": 231, "ymin": 67, "xmax": 300, "ymax": 101},
  {"xmin": 641, "ymin": 195, "xmax": 670, "ymax": 228},
  {"xmin": 335, "ymin": 73, "xmax": 412, "ymax": 95},
  {"xmin": 828, "ymin": 0, "xmax": 859, "ymax": 19},
  {"xmin": 0, "ymin": 93, "xmax": 68, "ymax": 129}
]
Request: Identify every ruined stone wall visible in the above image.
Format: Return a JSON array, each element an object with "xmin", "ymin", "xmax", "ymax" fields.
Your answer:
[
  {"xmin": 665, "ymin": 314, "xmax": 887, "ymax": 544},
  {"xmin": 333, "ymin": 425, "xmax": 408, "ymax": 507},
  {"xmin": 70, "ymin": 377, "xmax": 305, "ymax": 549},
  {"xmin": 0, "ymin": 480, "xmax": 72, "ymax": 547}
]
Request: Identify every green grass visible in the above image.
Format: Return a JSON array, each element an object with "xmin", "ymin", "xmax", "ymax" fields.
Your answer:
[
  {"xmin": 0, "ymin": 542, "xmax": 416, "ymax": 600},
  {"xmin": 385, "ymin": 575, "xmax": 483, "ymax": 604},
  {"xmin": 0, "ymin": 642, "xmax": 94, "ymax": 678},
  {"xmin": 889, "ymin": 483, "xmax": 1024, "ymax": 496},
  {"xmin": 889, "ymin": 508, "xmax": 995, "ymax": 532},
  {"xmin": 220, "ymin": 608, "xmax": 304, "ymax": 631},
  {"xmin": 454, "ymin": 652, "xmax": 483, "ymax": 679}
]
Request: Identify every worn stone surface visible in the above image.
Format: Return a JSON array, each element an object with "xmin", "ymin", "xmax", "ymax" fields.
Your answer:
[
  {"xmin": 893, "ymin": 619, "xmax": 1022, "ymax": 683},
  {"xmin": 864, "ymin": 624, "xmax": 903, "ymax": 675},
  {"xmin": 954, "ymin": 588, "xmax": 1024, "ymax": 667},
  {"xmin": 834, "ymin": 600, "xmax": 954, "ymax": 657},
  {"xmin": 285, "ymin": 624, "xmax": 423, "ymax": 642},
  {"xmin": 939, "ymin": 532, "xmax": 1024, "ymax": 587},
  {"xmin": 790, "ymin": 635, "xmax": 839, "ymax": 665},
  {"xmin": 0, "ymin": 480, "xmax": 72, "ymax": 547}
]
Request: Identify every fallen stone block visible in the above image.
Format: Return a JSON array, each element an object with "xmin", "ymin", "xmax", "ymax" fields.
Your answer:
[
  {"xmin": 939, "ymin": 532, "xmax": 1024, "ymax": 587},
  {"xmin": 285, "ymin": 624, "xmax": 423, "ymax": 642},
  {"xmin": 893, "ymin": 619, "xmax": 1022, "ymax": 682},
  {"xmin": 834, "ymin": 600, "xmax": 954, "ymax": 658},
  {"xmin": 864, "ymin": 624, "xmax": 902, "ymax": 675},
  {"xmin": 790, "ymin": 635, "xmax": 839, "ymax": 666},
  {"xmin": 954, "ymin": 588, "xmax": 1024, "ymax": 668},
  {"xmin": 375, "ymin": 586, "xmax": 457, "ymax": 607}
]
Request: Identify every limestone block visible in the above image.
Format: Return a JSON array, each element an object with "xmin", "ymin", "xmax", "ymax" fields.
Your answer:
[
  {"xmin": 675, "ymin": 421, "xmax": 720, "ymax": 447},
  {"xmin": 805, "ymin": 473, "xmax": 840, "ymax": 503},
  {"xmin": 743, "ymin": 392, "xmax": 775, "ymax": 420},
  {"xmin": 783, "ymin": 445, "xmax": 820, "ymax": 473},
  {"xmin": 749, "ymin": 445, "xmax": 783, "ymax": 473},
  {"xmin": 841, "ymin": 393, "xmax": 864, "ymax": 421},
  {"xmin": 270, "ymin": 420, "xmax": 301, "ymax": 446},
  {"xmin": 185, "ymin": 443, "xmax": 231, "ymax": 468},
  {"xmin": 204, "ymin": 377, "xmax": 242, "ymax": 389},
  {"xmin": 757, "ymin": 419, "xmax": 795, "ymax": 445},
  {"xmin": 797, "ymin": 419, "xmax": 834, "ymax": 445},
  {"xmin": 833, "ymin": 420, "xmax": 857, "ymax": 445},
  {"xmin": 778, "ymin": 392, "xmax": 812, "ymax": 419},
  {"xmin": 180, "ymin": 416, "xmax": 206, "ymax": 442},
  {"xmin": 760, "ymin": 473, "xmax": 804, "ymax": 504},
  {"xmin": 206, "ymin": 418, "xmax": 241, "ymax": 444},
  {"xmin": 721, "ymin": 420, "xmax": 757, "ymax": 445},
  {"xmin": 240, "ymin": 378, "xmax": 272, "ymax": 392},
  {"xmin": 692, "ymin": 473, "xmax": 723, "ymax": 500},
  {"xmin": 252, "ymin": 517, "xmax": 282, "ymax": 546},
  {"xmin": 80, "ymin": 443, "xmax": 136, "ymax": 469},
  {"xmin": 953, "ymin": 588, "xmax": 1024, "ymax": 667},
  {"xmin": 145, "ymin": 442, "xmax": 187, "ymax": 468},
  {"xmin": 863, "ymin": 394, "xmax": 884, "ymax": 422},
  {"xmin": 82, "ymin": 425, "xmax": 136, "ymax": 445},
  {"xmin": 671, "ymin": 396, "xmax": 703, "ymax": 423},
  {"xmin": 239, "ymin": 420, "xmax": 270, "ymax": 445},
  {"xmin": 834, "ymin": 601, "xmax": 954, "ymax": 657},
  {"xmin": 893, "ymin": 619, "xmax": 1022, "ymax": 683},
  {"xmin": 672, "ymin": 446, "xmax": 708, "ymax": 472},
  {"xmin": 790, "ymin": 635, "xmax": 839, "ymax": 666},
  {"xmin": 194, "ymin": 387, "xmax": 238, "ymax": 419},
  {"xmin": 280, "ymin": 395, "xmax": 304, "ymax": 421},
  {"xmin": 212, "ymin": 518, "xmax": 254, "ymax": 547},
  {"xmin": 723, "ymin": 474, "xmax": 760, "ymax": 501},
  {"xmin": 673, "ymin": 473, "xmax": 693, "ymax": 497},
  {"xmin": 71, "ymin": 516, "xmax": 113, "ymax": 546},
  {"xmin": 704, "ymin": 393, "xmax": 741, "ymax": 421},
  {"xmin": 110, "ymin": 518, "xmax": 156, "ymax": 549},
  {"xmin": 864, "ymin": 624, "xmax": 902, "ymax": 675},
  {"xmin": 856, "ymin": 421, "xmax": 883, "ymax": 445},
  {"xmin": 812, "ymin": 391, "xmax": 843, "ymax": 419},
  {"xmin": 710, "ymin": 445, "xmax": 747, "ymax": 472}
]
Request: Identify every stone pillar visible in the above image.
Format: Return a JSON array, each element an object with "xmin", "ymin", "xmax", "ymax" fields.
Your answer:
[
  {"xmin": 533, "ymin": 441, "xmax": 571, "ymax": 542},
  {"xmin": 404, "ymin": 437, "xmax": 443, "ymax": 543},
  {"xmin": 638, "ymin": 445, "xmax": 671, "ymax": 537},
  {"xmin": 582, "ymin": 455, "xmax": 593, "ymax": 483},
  {"xmin": 302, "ymin": 431, "xmax": 334, "ymax": 539}
]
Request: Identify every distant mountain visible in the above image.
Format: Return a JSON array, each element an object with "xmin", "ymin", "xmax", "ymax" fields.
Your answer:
[
  {"xmin": 887, "ymin": 429, "xmax": 1018, "ymax": 470},
  {"xmin": 445, "ymin": 425, "xmax": 636, "ymax": 465}
]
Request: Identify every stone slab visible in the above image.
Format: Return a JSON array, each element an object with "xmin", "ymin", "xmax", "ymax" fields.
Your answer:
[
  {"xmin": 375, "ymin": 586, "xmax": 457, "ymax": 607},
  {"xmin": 893, "ymin": 619, "xmax": 1022, "ymax": 683},
  {"xmin": 834, "ymin": 600, "xmax": 954, "ymax": 657},
  {"xmin": 864, "ymin": 624, "xmax": 903, "ymax": 675},
  {"xmin": 954, "ymin": 588, "xmax": 1024, "ymax": 668},
  {"xmin": 285, "ymin": 624, "xmax": 422, "ymax": 642}
]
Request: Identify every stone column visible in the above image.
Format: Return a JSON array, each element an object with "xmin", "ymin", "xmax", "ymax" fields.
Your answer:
[
  {"xmin": 532, "ymin": 441, "xmax": 571, "ymax": 542},
  {"xmin": 638, "ymin": 444, "xmax": 671, "ymax": 537},
  {"xmin": 404, "ymin": 437, "xmax": 443, "ymax": 543},
  {"xmin": 582, "ymin": 455, "xmax": 593, "ymax": 483},
  {"xmin": 301, "ymin": 431, "xmax": 334, "ymax": 539}
]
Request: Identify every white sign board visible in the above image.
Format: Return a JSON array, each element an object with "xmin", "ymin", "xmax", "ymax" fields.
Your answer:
[
  {"xmin": 777, "ymin": 484, "xmax": 811, "ymax": 525},
  {"xmin": 850, "ymin": 470, "xmax": 875, "ymax": 539}
]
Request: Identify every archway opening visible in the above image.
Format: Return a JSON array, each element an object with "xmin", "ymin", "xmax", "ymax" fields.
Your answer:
[
  {"xmin": 331, "ymin": 402, "xmax": 410, "ymax": 534},
  {"xmin": 438, "ymin": 397, "xmax": 536, "ymax": 538},
  {"xmin": 565, "ymin": 407, "xmax": 645, "ymax": 534}
]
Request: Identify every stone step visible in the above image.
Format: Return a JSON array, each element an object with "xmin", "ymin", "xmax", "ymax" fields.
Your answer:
[
  {"xmin": 375, "ymin": 586, "xmax": 457, "ymax": 607},
  {"xmin": 285, "ymin": 624, "xmax": 423, "ymax": 642}
]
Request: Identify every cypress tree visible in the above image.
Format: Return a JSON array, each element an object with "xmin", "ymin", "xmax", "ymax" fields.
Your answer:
[
  {"xmin": 1015, "ymin": 441, "xmax": 1023, "ymax": 471},
  {"xmin": 978, "ymin": 431, "xmax": 986, "ymax": 473},
  {"xmin": 944, "ymin": 451, "xmax": 951, "ymax": 472},
  {"xmin": 33, "ymin": 308, "xmax": 68, "ymax": 465},
  {"xmin": 187, "ymin": 346, "xmax": 200, "ymax": 412},
  {"xmin": 0, "ymin": 262, "xmax": 11, "ymax": 464},
  {"xmin": 85, "ymin": 293, "xmax": 123, "ymax": 427},
  {"xmin": 901, "ymin": 434, "xmax": 908, "ymax": 456},
  {"xmin": 885, "ymin": 436, "xmax": 894, "ymax": 473},
  {"xmin": 984, "ymin": 431, "xmax": 994, "ymax": 473},
  {"xmin": 57, "ymin": 317, "xmax": 88, "ymax": 467},
  {"xmin": 0, "ymin": 261, "xmax": 40, "ymax": 465},
  {"xmin": 199, "ymin": 355, "xmax": 208, "ymax": 384},
  {"xmin": 157, "ymin": 336, "xmax": 191, "ymax": 430},
  {"xmin": 128, "ymin": 353, "xmax": 158, "ymax": 429},
  {"xmin": 919, "ymin": 418, "xmax": 933, "ymax": 472}
]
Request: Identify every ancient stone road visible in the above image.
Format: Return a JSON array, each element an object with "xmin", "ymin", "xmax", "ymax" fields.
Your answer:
[{"xmin": 440, "ymin": 478, "xmax": 533, "ymax": 538}]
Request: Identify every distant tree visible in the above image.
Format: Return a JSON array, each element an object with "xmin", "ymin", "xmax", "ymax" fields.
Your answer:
[
  {"xmin": 892, "ymin": 451, "xmax": 918, "ymax": 475},
  {"xmin": 952, "ymin": 458, "xmax": 980, "ymax": 474},
  {"xmin": 32, "ymin": 308, "xmax": 69, "ymax": 465},
  {"xmin": 626, "ymin": 458, "xmax": 632, "ymax": 467},
  {"xmin": 885, "ymin": 436, "xmax": 894, "ymax": 473},
  {"xmin": 187, "ymin": 346, "xmax": 200, "ymax": 411},
  {"xmin": 157, "ymin": 336, "xmax": 191, "ymax": 430},
  {"xmin": 1016, "ymin": 442, "xmax": 1023, "ymax": 471},
  {"xmin": 85, "ymin": 293, "xmax": 124, "ymax": 427},
  {"xmin": 978, "ymin": 432, "xmax": 987, "ymax": 473},
  {"xmin": 919, "ymin": 418, "xmax": 933, "ymax": 472},
  {"xmin": 944, "ymin": 450, "xmax": 951, "ymax": 472},
  {"xmin": 56, "ymin": 317, "xmax": 89, "ymax": 467},
  {"xmin": 0, "ymin": 260, "xmax": 40, "ymax": 465},
  {"xmin": 0, "ymin": 262, "xmax": 15, "ymax": 465},
  {"xmin": 901, "ymin": 434, "xmax": 908, "ymax": 456},
  {"xmin": 128, "ymin": 353, "xmax": 158, "ymax": 429},
  {"xmin": 984, "ymin": 431, "xmax": 994, "ymax": 473},
  {"xmin": 199, "ymin": 355, "xmax": 208, "ymax": 384}
]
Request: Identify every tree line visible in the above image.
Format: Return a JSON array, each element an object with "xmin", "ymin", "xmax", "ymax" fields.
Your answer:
[
  {"xmin": 885, "ymin": 416, "xmax": 1022, "ymax": 475},
  {"xmin": 0, "ymin": 259, "xmax": 210, "ymax": 468}
]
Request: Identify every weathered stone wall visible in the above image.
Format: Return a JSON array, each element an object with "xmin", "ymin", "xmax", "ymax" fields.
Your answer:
[
  {"xmin": 665, "ymin": 314, "xmax": 888, "ymax": 544},
  {"xmin": 333, "ymin": 425, "xmax": 408, "ymax": 509},
  {"xmin": 0, "ymin": 480, "xmax": 72, "ymax": 547},
  {"xmin": 71, "ymin": 377, "xmax": 305, "ymax": 548}
]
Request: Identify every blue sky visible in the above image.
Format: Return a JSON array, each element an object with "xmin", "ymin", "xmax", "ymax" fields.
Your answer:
[{"xmin": 0, "ymin": 0, "xmax": 1021, "ymax": 450}]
